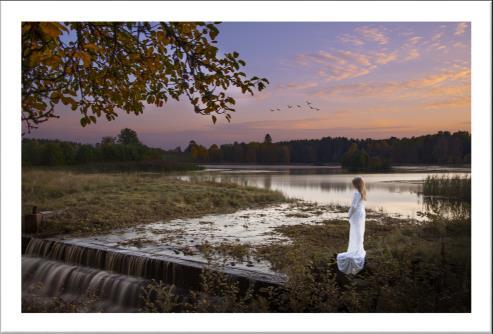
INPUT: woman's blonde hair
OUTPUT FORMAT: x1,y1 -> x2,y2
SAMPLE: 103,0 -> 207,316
352,177 -> 367,200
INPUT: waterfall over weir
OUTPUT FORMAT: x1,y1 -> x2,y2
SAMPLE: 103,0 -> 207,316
23,256 -> 148,312
22,237 -> 285,312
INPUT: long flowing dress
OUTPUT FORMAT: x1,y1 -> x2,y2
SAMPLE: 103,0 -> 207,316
337,190 -> 366,274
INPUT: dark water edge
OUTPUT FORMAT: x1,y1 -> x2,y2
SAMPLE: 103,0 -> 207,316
198,163 -> 471,174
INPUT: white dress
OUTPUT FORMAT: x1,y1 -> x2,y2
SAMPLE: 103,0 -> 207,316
337,191 -> 366,274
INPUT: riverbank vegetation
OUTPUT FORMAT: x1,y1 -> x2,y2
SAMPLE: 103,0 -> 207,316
423,174 -> 471,201
22,169 -> 285,235
137,207 -> 470,313
259,210 -> 469,312
135,192 -> 471,312
30,160 -> 202,173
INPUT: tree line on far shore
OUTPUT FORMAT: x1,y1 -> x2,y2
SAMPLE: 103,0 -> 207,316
186,131 -> 470,170
23,129 -> 470,171
22,128 -> 178,166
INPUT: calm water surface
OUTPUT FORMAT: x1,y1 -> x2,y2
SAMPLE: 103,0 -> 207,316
182,165 -> 470,218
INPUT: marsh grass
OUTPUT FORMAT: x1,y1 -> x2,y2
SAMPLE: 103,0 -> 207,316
254,214 -> 470,312
22,169 -> 285,235
138,211 -> 470,312
140,265 -> 268,313
34,160 -> 203,173
423,175 -> 471,201
196,242 -> 253,264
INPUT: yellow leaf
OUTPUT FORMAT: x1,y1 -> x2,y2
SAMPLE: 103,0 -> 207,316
22,23 -> 32,34
156,31 -> 165,42
45,55 -> 61,67
53,22 -> 68,33
50,91 -> 61,100
83,44 -> 98,51
79,51 -> 91,68
29,51 -> 43,65
61,96 -> 76,106
39,22 -> 62,39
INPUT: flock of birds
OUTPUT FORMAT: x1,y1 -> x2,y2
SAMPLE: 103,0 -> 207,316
269,101 -> 320,112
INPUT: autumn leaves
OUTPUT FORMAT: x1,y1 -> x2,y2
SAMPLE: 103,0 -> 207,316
22,22 -> 269,131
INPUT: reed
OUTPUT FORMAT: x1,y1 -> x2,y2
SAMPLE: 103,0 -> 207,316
422,175 -> 471,201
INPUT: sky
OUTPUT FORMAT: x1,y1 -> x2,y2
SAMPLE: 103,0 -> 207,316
25,22 -> 471,149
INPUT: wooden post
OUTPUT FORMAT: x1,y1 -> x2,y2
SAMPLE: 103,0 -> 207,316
22,206 -> 43,234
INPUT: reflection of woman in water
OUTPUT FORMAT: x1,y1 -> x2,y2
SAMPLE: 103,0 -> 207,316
337,177 -> 367,274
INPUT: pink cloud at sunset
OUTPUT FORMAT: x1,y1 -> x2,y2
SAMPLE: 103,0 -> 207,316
26,22 -> 471,149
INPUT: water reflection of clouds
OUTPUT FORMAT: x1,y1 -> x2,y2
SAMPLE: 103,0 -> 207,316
219,174 -> 421,194
185,170 -> 469,218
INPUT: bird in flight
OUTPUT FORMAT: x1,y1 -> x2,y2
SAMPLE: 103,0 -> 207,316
268,101 -> 319,112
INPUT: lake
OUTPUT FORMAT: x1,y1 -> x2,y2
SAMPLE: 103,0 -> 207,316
181,165 -> 471,219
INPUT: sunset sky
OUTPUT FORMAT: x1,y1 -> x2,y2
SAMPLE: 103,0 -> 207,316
26,22 -> 471,149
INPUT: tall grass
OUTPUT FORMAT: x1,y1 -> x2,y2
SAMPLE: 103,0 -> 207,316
26,160 -> 203,173
22,169 -> 285,235
135,209 -> 471,313
423,175 -> 471,201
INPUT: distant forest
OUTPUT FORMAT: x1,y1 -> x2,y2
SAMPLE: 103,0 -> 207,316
186,131 -> 471,168
23,129 -> 470,170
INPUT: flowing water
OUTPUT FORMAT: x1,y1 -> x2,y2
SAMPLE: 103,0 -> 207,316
22,235 -> 284,312
23,256 -> 148,312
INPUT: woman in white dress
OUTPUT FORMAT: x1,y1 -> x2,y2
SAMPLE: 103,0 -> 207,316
337,176 -> 367,275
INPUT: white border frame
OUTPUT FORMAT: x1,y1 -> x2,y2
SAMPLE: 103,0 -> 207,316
1,1 -> 491,333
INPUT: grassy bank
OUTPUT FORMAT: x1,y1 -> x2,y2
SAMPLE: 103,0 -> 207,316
125,196 -> 469,313
257,213 -> 469,312
136,215 -> 470,313
24,160 -> 203,173
22,169 -> 285,235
